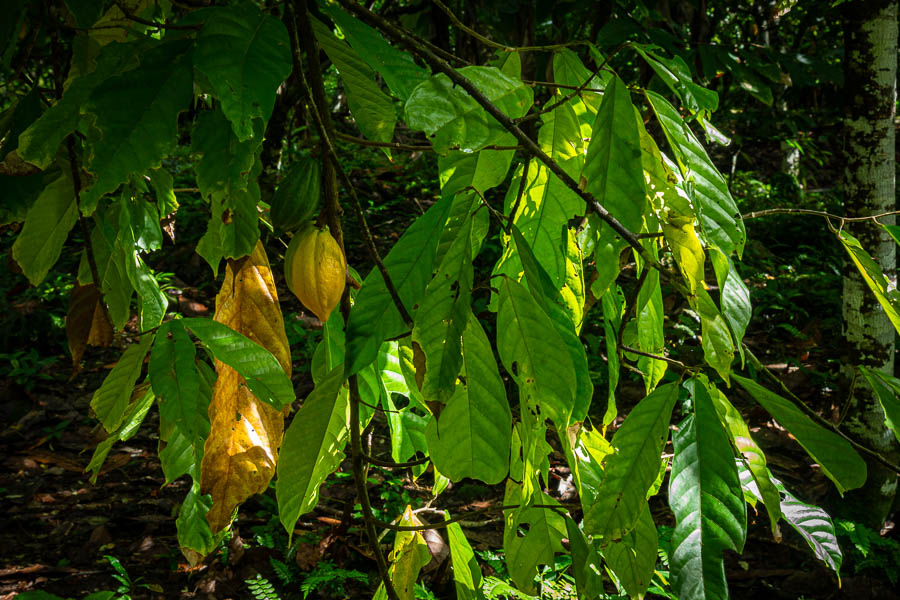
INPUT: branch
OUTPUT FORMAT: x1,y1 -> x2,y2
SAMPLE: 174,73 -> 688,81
743,346 -> 900,476
335,131 -> 521,153
334,0 -> 688,298
619,345 -> 694,372
363,453 -> 431,468
113,1 -> 202,30
741,207 -> 900,228
372,503 -> 578,532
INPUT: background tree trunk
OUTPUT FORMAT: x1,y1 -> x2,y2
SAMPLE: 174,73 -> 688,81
838,0 -> 898,527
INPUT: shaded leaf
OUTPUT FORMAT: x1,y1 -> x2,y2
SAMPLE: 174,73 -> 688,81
839,230 -> 900,336
603,504 -> 658,600
67,282 -> 114,368
858,366 -> 900,444
12,173 -> 77,285
502,482 -> 567,594
86,383 -> 154,482
446,517 -> 486,600
91,335 -> 153,432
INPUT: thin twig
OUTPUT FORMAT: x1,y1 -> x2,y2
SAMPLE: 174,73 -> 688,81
363,453 -> 430,468
334,131 -> 521,152
743,346 -> 900,475
373,503 -> 579,532
619,345 -> 693,372
334,0 -> 688,298
113,1 -> 202,30
742,207 -> 900,226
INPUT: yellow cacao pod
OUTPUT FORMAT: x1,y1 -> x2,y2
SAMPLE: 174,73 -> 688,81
284,225 -> 346,322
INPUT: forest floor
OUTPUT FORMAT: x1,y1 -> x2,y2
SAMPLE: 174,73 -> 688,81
2,148 -> 899,600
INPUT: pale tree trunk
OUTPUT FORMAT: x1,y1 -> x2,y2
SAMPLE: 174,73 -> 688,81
839,0 -> 898,527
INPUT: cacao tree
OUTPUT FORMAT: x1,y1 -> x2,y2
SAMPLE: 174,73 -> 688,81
3,1 -> 900,599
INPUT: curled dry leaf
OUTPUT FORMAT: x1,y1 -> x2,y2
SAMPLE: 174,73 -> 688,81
200,240 -> 292,533
67,282 -> 114,370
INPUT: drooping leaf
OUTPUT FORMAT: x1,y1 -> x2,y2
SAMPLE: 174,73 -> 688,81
858,366 -> 900,444
600,286 -> 624,426
502,482 -> 567,594
12,173 -> 77,285
774,476 -> 842,575
375,506 -> 433,600
194,3 -> 291,140
669,383 -> 746,600
66,282 -> 114,368
646,90 -> 745,256
446,517 -> 486,600
839,230 -> 900,336
79,39 -> 193,213
311,17 -> 396,147
497,276 -> 576,427
117,198 -> 168,331
78,208 -> 133,330
321,4 -> 429,102
710,248 -> 751,365
426,317 -> 511,485
602,504 -> 658,600
584,382 -> 678,542
552,48 -> 609,130
693,288 -> 734,383
277,366 -> 349,536
582,76 -> 647,234
198,241 -> 292,534
86,383 -> 155,482
634,44 -> 719,116
405,66 -> 533,153
412,195 -> 476,405
345,194 -> 453,375
176,483 -> 217,561
90,335 -> 154,432
636,268 -> 666,392
733,375 -> 867,493
150,320 -> 207,443
566,518 -> 604,600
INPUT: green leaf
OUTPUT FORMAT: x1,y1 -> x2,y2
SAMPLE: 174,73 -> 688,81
277,366 -> 349,536
646,90 -> 745,256
669,383 -> 746,600
774,476 -> 842,575
12,173 -> 78,285
79,208 -> 133,329
600,286 -> 624,426
636,268 -> 666,392
405,66 -> 532,153
502,483 -> 567,594
732,374 -> 867,493
192,108 -> 264,199
118,198 -> 167,331
312,17 -> 396,147
86,384 -> 155,482
552,48 -> 608,127
345,194 -> 453,375
858,366 -> 900,444
584,382 -> 678,542
80,39 -> 193,213
321,4 -> 429,102
148,167 -> 177,216
839,230 -> 900,336
512,226 -> 593,423
91,335 -> 154,432
183,317 -> 295,410
17,39 -> 150,169
412,195 -> 476,404
694,288 -> 734,383
582,76 -> 647,234
0,86 -> 44,159
602,504 -> 658,600
634,45 -> 719,115
194,3 -> 291,140
446,517 -> 486,600
176,482 -> 217,558
565,518 -> 604,600
710,248 -> 751,365
704,378 -> 781,535
497,276 -> 576,426
150,320 -> 207,442
426,317 -> 511,485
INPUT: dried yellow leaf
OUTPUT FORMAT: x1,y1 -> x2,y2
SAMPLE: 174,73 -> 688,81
201,241 -> 292,533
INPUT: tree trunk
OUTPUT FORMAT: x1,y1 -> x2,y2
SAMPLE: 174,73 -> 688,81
838,0 -> 898,527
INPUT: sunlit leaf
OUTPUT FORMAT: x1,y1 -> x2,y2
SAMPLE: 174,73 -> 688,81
839,230 -> 900,336
91,335 -> 154,432
12,173 -> 77,285
603,504 -> 658,600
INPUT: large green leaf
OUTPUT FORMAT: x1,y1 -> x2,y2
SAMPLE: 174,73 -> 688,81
17,38 -> 150,169
496,276 -> 576,426
311,17 -> 396,147
565,518 -> 604,600
90,335 -> 154,432
704,378 -> 781,534
774,476 -> 842,575
858,366 -> 900,443
117,198 -> 168,331
320,4 -> 429,102
710,248 -> 751,365
176,483 -> 216,559
277,366 -> 349,536
446,517 -> 486,600
503,483 -> 567,594
733,374 -> 867,493
582,76 -> 647,234
600,286 -> 624,426
634,44 -> 719,116
182,317 -> 295,410
80,39 -> 193,213
669,383 -> 746,600
79,207 -> 133,329
636,268 -> 666,392
646,90 -> 745,256
12,173 -> 78,285
412,195 -> 476,404
839,230 -> 900,336
602,504 -> 658,600
149,320 -> 207,442
426,317 -> 511,485
551,48 -> 609,129
512,226 -> 593,423
345,194 -> 452,375
194,3 -> 291,140
405,66 -> 533,153
694,288 -> 734,383
583,382 -> 678,542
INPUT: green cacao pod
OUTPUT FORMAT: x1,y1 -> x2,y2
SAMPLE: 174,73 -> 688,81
270,156 -> 321,232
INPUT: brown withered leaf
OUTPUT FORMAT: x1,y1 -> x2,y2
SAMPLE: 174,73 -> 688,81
67,282 -> 114,370
201,240 -> 292,534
